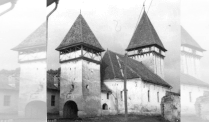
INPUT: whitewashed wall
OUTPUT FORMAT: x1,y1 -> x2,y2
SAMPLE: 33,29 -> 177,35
181,84 -> 209,115
102,78 -> 168,115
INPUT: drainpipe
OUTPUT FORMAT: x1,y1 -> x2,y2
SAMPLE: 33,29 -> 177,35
46,0 -> 59,20
0,0 -> 17,16
46,0 -> 59,66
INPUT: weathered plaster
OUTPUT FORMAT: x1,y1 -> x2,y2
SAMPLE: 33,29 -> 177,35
161,92 -> 180,122
195,91 -> 209,120
102,78 -> 168,115
59,59 -> 101,117
181,52 -> 201,79
129,51 -> 164,79
181,84 -> 209,115
18,51 -> 46,117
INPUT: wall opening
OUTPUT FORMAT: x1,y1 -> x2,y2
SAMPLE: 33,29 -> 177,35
3,95 -> 11,106
157,92 -> 159,103
51,95 -> 55,106
25,101 -> 46,118
189,92 -> 192,102
148,90 -> 150,102
107,93 -> 109,99
102,103 -> 108,110
63,101 -> 78,119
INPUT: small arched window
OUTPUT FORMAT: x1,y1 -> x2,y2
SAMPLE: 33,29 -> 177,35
102,103 -> 108,110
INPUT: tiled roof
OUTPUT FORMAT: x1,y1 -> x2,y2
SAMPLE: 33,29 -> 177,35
181,73 -> 209,88
47,73 -> 59,90
12,22 -> 46,51
126,11 -> 166,51
101,50 -> 171,88
0,74 -> 18,90
181,26 -> 205,51
56,14 -> 104,52
101,83 -> 112,93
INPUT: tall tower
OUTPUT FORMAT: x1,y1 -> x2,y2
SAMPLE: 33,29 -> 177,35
181,27 -> 205,79
126,11 -> 167,79
12,23 -> 46,118
56,14 -> 104,118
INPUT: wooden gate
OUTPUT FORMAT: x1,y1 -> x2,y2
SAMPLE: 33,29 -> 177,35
63,101 -> 78,119
25,101 -> 46,118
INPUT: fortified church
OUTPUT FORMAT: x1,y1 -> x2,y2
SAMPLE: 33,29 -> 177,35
48,10 -> 171,118
12,10 -> 172,118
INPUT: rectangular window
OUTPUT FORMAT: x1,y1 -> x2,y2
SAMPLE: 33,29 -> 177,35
107,93 -> 109,99
4,95 -> 11,106
51,95 -> 55,106
148,90 -> 150,102
121,91 -> 123,101
189,92 -> 192,102
157,92 -> 159,103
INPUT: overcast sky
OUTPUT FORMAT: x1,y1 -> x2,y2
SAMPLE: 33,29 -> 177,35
0,0 -> 45,70
3,0 -> 209,92
181,0 -> 209,84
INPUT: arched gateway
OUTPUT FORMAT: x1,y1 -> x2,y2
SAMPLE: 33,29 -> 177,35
25,101 -> 46,118
63,101 -> 78,118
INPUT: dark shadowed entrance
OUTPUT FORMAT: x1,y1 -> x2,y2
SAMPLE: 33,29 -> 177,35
63,101 -> 78,118
25,101 -> 46,118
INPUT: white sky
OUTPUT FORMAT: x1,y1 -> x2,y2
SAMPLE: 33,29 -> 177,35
181,0 -> 209,83
0,0 -> 45,70
0,0 -> 187,92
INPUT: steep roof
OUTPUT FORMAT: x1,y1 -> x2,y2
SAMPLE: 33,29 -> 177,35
12,22 -> 46,51
101,50 -> 171,88
101,83 -> 112,93
47,73 -> 59,90
126,11 -> 166,51
0,74 -> 18,90
181,73 -> 209,88
181,26 -> 205,51
56,14 -> 104,52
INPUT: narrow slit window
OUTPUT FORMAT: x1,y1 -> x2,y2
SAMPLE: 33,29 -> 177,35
107,93 -> 109,99
4,95 -> 11,106
189,92 -> 192,102
51,95 -> 55,106
148,90 -> 150,102
121,91 -> 123,101
157,92 -> 159,103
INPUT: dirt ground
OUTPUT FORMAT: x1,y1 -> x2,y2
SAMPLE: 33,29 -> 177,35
48,114 -> 170,122
181,116 -> 209,122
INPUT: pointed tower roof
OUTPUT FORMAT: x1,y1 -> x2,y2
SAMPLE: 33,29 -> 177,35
12,22 -> 46,51
126,11 -> 166,51
56,14 -> 104,52
181,26 -> 205,51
